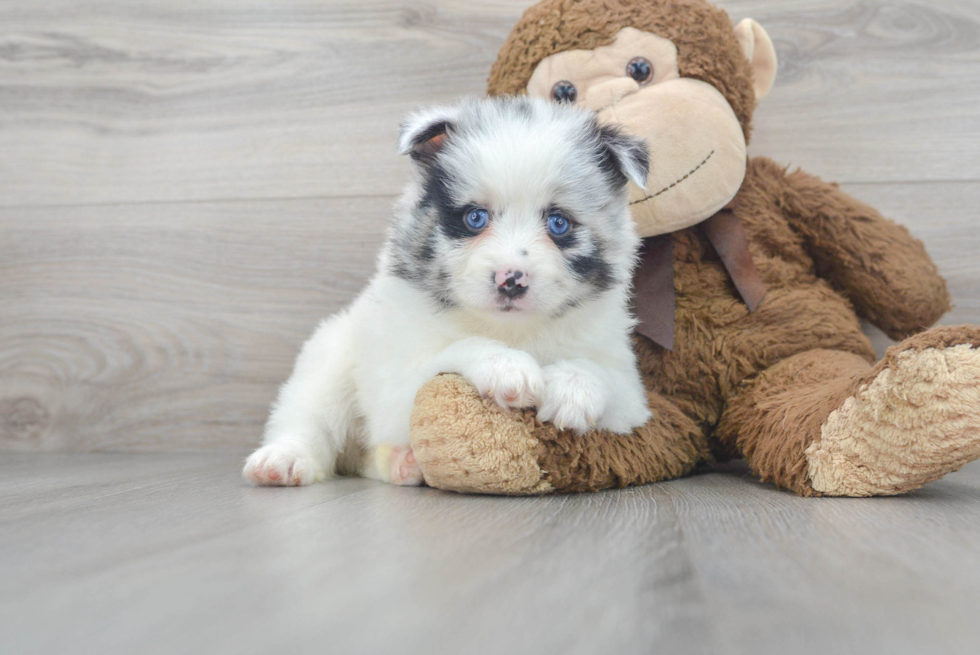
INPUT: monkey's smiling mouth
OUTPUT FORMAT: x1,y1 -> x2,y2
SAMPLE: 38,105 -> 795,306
630,150 -> 715,206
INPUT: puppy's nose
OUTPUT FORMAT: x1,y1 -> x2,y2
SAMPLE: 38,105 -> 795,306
495,269 -> 530,299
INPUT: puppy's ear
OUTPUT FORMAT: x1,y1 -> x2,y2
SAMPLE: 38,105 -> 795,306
398,105 -> 459,162
597,124 -> 650,190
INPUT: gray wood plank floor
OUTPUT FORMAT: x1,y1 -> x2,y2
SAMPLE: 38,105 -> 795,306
3,2 -> 980,652
2,453 -> 979,655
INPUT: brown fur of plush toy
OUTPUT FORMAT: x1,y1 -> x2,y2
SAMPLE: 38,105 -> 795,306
409,0 -> 980,497
487,0 -> 757,139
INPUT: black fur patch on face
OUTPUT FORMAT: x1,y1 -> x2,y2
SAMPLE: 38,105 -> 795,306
569,247 -> 614,293
551,226 -> 578,251
432,268 -> 455,308
391,261 -> 412,281
417,235 -> 435,263
549,296 -> 582,319
391,246 -> 457,310
387,160 -> 469,310
419,161 -> 476,241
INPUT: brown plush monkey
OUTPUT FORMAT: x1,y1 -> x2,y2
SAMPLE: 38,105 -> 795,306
408,0 -> 980,496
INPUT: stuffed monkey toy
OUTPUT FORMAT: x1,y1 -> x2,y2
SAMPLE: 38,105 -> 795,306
407,0 -> 980,496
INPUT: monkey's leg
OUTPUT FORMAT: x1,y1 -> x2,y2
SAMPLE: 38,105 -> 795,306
409,374 -> 710,495
718,326 -> 980,496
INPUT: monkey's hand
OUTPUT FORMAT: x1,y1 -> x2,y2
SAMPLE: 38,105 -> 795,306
776,162 -> 950,340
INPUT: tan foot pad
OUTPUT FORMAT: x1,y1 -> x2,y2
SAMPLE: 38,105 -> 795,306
806,344 -> 980,496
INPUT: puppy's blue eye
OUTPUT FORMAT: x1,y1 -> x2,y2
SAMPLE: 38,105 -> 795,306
464,208 -> 489,231
548,213 -> 570,236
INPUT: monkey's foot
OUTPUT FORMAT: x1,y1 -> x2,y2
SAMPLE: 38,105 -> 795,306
806,329 -> 980,496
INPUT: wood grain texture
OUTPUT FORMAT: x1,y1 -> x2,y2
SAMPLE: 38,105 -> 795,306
1,0 -> 978,207
1,0 -> 978,451
0,0 -> 522,206
2,453 -> 979,655
739,0 -> 980,183
0,197 -> 390,451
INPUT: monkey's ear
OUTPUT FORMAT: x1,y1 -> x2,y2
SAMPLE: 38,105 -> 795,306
398,106 -> 459,162
598,125 -> 650,190
734,18 -> 778,102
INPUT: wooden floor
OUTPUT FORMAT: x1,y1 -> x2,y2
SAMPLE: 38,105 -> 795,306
2,453 -> 979,655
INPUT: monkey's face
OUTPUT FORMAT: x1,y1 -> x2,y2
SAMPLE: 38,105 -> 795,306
526,26 -> 769,237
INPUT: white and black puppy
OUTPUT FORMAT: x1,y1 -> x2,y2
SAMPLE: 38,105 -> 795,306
244,96 -> 652,487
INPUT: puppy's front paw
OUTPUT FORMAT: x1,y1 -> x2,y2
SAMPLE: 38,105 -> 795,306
537,362 -> 607,435
243,444 -> 323,486
468,349 -> 544,410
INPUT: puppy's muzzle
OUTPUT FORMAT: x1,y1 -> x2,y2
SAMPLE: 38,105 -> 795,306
495,269 -> 529,299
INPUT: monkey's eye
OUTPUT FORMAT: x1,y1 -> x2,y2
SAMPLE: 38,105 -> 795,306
626,57 -> 653,85
464,207 -> 489,232
551,80 -> 577,104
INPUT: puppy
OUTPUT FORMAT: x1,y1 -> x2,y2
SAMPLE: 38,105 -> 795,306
244,96 -> 652,487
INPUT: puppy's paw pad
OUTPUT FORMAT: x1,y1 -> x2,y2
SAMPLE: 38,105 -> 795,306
243,444 -> 320,487
537,364 -> 607,435
471,350 -> 544,410
389,446 -> 424,486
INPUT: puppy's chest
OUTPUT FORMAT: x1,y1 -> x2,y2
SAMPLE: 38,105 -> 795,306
486,324 -> 600,365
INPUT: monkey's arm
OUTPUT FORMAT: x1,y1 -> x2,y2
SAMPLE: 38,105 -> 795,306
778,166 -> 950,340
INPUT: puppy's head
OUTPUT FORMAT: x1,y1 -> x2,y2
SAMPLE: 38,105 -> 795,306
388,96 -> 648,320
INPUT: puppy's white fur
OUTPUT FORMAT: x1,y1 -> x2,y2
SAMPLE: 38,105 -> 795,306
244,97 -> 652,487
